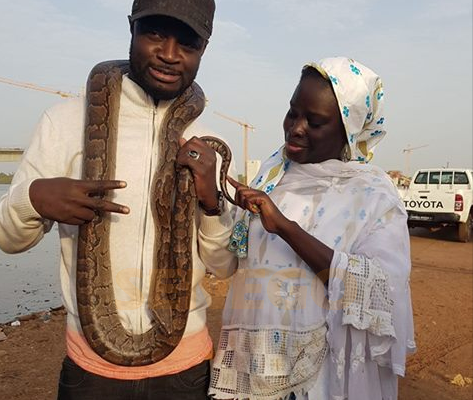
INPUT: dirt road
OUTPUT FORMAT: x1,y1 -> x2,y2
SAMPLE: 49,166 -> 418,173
0,228 -> 472,399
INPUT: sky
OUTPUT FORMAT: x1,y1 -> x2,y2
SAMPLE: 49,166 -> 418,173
0,0 -> 471,177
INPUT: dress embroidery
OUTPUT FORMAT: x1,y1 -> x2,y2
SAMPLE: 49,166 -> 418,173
210,325 -> 328,400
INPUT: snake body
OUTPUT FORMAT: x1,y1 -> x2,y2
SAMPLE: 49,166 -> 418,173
77,60 -> 234,366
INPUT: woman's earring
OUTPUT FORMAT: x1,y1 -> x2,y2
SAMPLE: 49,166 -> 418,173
341,144 -> 351,162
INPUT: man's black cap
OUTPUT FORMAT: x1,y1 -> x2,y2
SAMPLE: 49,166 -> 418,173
129,0 -> 215,40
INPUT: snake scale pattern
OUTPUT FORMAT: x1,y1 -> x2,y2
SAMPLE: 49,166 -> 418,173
77,60 -> 234,366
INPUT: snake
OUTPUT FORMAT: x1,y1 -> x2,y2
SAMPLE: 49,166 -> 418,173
76,60 -> 235,366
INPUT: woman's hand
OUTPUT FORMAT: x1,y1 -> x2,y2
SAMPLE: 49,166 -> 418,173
177,137 -> 219,211
227,176 -> 290,234
228,176 -> 334,274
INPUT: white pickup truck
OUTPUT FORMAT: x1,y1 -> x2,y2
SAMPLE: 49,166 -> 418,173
402,168 -> 473,242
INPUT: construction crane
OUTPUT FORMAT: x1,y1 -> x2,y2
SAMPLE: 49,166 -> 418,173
402,144 -> 429,177
214,111 -> 255,184
0,76 -> 79,98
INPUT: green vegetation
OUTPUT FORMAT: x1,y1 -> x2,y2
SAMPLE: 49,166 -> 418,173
0,173 -> 13,184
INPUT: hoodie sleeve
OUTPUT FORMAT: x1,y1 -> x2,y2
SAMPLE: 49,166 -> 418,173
0,99 -> 84,253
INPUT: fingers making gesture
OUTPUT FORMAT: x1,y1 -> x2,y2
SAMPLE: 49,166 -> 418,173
29,178 -> 129,225
29,136 -> 221,226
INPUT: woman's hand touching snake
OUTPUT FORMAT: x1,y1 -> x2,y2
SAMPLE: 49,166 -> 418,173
227,176 -> 290,235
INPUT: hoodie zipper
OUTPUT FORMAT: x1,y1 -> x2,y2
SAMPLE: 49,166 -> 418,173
137,104 -> 159,332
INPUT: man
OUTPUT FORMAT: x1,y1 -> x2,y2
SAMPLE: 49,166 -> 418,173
0,1 -> 236,399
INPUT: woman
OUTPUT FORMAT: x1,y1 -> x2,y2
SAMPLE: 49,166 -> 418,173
208,57 -> 416,400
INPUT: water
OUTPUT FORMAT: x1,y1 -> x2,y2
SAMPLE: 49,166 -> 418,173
0,184 -> 62,323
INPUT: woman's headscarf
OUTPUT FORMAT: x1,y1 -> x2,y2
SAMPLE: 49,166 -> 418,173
306,57 -> 386,162
229,57 -> 387,258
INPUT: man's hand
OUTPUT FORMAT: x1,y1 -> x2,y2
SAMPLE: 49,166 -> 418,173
177,137 -> 219,211
29,178 -> 130,225
227,176 -> 289,235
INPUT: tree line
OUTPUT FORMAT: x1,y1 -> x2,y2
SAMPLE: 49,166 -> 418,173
0,173 -> 13,184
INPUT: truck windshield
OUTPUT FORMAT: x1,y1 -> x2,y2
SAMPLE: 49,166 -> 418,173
414,172 -> 428,184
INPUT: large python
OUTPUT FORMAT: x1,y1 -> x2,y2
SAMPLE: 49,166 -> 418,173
77,60 -> 235,366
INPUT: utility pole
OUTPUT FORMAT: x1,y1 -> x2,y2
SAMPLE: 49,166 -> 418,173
402,144 -> 429,177
0,76 -> 79,98
214,111 -> 255,184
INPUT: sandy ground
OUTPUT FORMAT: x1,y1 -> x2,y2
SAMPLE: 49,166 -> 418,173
0,228 -> 472,400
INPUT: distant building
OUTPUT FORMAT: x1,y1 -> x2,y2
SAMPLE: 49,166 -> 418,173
387,170 -> 411,188
237,160 -> 262,185
247,160 -> 261,184
387,170 -> 411,199
0,148 -> 23,162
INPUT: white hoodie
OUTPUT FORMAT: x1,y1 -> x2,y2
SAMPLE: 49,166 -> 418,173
0,75 -> 237,377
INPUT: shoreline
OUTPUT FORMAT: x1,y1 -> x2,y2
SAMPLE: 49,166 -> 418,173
0,305 -> 65,327
0,256 -> 472,400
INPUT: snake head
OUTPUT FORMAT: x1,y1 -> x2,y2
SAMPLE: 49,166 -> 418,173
150,306 -> 174,337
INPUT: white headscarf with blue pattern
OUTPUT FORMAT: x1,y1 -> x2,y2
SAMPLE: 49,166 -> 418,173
310,57 -> 386,162
228,57 -> 387,258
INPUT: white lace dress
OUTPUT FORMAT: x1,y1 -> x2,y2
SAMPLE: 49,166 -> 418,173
209,160 -> 416,400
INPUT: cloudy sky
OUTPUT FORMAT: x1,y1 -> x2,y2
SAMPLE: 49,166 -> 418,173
0,0 -> 471,176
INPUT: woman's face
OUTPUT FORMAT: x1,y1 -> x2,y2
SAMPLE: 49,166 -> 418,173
283,74 -> 347,164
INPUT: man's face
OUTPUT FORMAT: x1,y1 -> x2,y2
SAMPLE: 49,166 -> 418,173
129,16 -> 207,101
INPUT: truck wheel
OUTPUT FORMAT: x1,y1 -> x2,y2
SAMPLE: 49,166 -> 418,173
458,211 -> 472,242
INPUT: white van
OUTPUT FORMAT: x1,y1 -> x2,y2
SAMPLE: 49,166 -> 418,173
403,168 -> 473,242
